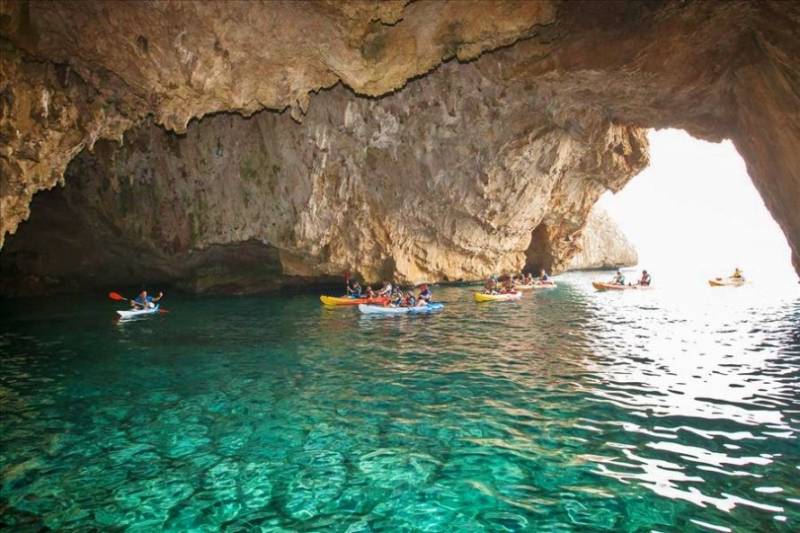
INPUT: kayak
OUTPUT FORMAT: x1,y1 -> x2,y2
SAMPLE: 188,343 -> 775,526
515,281 -> 557,291
358,302 -> 444,315
592,281 -> 649,291
320,295 -> 390,306
709,278 -> 746,287
473,291 -> 522,302
117,304 -> 160,319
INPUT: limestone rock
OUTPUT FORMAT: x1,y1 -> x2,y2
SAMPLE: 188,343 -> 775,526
1,0 -> 799,293
0,61 -> 646,293
564,207 -> 637,271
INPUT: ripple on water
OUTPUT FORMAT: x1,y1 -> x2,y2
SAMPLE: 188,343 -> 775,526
0,279 -> 798,530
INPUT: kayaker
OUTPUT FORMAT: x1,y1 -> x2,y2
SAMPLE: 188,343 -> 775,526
501,277 -> 515,293
484,277 -> 497,294
418,284 -> 432,303
638,270 -> 651,286
404,290 -> 416,307
612,270 -> 625,285
131,290 -> 163,310
732,268 -> 744,280
539,269 -> 549,282
347,280 -> 362,297
525,272 -> 534,284
365,286 -> 377,298
390,288 -> 403,307
377,280 -> 393,297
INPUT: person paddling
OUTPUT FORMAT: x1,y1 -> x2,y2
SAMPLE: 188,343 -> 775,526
484,277 -> 497,294
347,280 -> 362,298
612,270 -> 625,285
638,270 -> 651,286
502,276 -> 515,293
539,269 -> 550,282
377,280 -> 393,297
417,284 -> 432,305
732,268 -> 744,281
131,290 -> 163,310
404,290 -> 416,307
390,287 -> 403,307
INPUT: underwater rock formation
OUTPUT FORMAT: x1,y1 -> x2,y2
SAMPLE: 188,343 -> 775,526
1,0 -> 798,293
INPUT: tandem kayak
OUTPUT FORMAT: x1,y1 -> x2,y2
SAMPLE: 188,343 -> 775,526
358,302 -> 444,315
117,304 -> 160,319
708,278 -> 746,287
320,295 -> 390,306
592,282 -> 649,291
516,281 -> 557,290
473,291 -> 522,302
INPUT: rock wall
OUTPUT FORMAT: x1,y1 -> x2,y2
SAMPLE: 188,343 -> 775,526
0,61 -> 646,293
1,0 -> 799,293
562,207 -> 638,271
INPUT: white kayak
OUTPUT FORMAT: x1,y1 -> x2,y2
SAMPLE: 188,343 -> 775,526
358,303 -> 444,315
117,304 -> 160,319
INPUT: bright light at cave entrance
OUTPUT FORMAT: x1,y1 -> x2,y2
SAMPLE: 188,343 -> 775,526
598,129 -> 796,286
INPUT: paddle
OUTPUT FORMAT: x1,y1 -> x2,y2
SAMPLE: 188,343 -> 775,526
108,291 -> 169,313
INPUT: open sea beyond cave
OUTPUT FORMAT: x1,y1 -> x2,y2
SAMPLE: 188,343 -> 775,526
1,272 -> 799,531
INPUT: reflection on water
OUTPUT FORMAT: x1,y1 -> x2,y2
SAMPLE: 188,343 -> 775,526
1,273 -> 799,531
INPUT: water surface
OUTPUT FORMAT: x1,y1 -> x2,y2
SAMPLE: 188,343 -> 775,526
1,272 -> 799,531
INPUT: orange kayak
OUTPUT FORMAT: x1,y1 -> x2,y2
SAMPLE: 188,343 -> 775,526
592,281 -> 648,291
708,278 -> 746,287
320,295 -> 390,306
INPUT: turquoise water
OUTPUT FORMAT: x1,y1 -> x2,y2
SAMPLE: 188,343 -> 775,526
1,272 -> 799,531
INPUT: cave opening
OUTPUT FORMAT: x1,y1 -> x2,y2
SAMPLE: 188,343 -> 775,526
598,129 -> 796,286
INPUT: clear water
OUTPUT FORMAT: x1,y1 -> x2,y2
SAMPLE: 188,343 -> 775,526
1,272 -> 799,531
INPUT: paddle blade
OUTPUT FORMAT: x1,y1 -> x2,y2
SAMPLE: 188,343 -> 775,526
108,291 -> 126,301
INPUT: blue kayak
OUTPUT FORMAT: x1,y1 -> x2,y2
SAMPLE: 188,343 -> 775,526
358,303 -> 444,315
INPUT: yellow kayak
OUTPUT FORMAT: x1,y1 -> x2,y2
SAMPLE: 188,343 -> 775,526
473,291 -> 522,302
708,278 -> 746,287
320,295 -> 390,306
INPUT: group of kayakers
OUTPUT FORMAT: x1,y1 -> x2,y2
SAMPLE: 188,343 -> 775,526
607,269 -> 651,286
347,279 -> 433,307
482,269 -> 550,294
